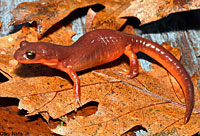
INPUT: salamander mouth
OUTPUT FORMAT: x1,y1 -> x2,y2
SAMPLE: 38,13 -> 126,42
15,59 -> 40,64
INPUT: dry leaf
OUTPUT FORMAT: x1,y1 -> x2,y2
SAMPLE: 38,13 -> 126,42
90,2 -> 130,30
51,63 -> 200,135
0,103 -> 53,135
11,0 -> 200,34
86,8 -> 96,31
0,29 -> 199,135
0,27 -> 38,79
40,23 -> 75,45
90,0 -> 200,30
10,0 -> 131,36
1,0 -> 199,135
119,0 -> 200,25
10,0 -> 99,37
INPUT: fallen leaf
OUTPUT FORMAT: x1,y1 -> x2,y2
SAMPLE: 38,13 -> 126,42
11,0 -> 200,35
90,2 -> 130,30
0,27 -> 38,79
50,66 -> 200,135
10,0 -> 100,37
0,0 -> 199,135
86,8 -> 96,31
40,23 -> 75,45
0,33 -> 199,135
0,98 -> 53,135
119,0 -> 200,25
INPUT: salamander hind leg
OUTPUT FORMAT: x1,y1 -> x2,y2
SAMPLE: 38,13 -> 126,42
119,44 -> 139,78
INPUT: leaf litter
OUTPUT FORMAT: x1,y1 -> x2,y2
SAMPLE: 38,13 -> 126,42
0,0 -> 199,135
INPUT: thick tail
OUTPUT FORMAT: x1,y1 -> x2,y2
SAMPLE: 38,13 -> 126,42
133,36 -> 194,123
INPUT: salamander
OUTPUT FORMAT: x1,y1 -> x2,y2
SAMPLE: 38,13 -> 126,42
14,29 -> 194,124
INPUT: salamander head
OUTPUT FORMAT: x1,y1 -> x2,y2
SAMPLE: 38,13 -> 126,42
14,41 -> 59,65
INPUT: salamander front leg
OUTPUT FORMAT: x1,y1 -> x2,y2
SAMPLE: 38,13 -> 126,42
120,45 -> 139,78
60,66 -> 82,112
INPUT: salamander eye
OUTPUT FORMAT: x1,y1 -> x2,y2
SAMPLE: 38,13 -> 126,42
25,50 -> 36,59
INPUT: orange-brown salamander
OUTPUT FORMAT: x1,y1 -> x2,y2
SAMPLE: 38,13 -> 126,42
14,29 -> 194,124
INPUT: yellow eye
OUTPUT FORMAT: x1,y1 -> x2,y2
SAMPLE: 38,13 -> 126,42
25,50 -> 36,59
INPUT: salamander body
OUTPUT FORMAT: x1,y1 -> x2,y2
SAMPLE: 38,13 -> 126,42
14,29 -> 194,124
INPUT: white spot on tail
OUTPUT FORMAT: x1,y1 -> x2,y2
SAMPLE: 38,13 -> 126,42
151,45 -> 155,49
166,56 -> 172,62
155,48 -> 160,52
146,43 -> 151,47
160,51 -> 164,55
173,62 -> 176,66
